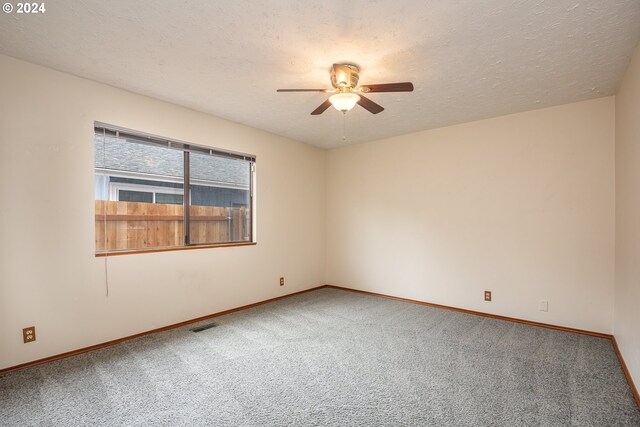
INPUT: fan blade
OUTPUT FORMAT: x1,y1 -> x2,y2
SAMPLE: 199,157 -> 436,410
311,99 -> 332,115
357,95 -> 384,114
277,89 -> 329,92
359,82 -> 414,93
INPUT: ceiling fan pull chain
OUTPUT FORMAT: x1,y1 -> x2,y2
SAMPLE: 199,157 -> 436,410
342,112 -> 347,142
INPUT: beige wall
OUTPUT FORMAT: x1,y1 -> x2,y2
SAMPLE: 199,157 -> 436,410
0,55 -> 327,370
615,43 -> 640,387
326,97 -> 615,334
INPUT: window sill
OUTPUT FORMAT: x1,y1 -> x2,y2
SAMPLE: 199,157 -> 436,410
95,242 -> 256,257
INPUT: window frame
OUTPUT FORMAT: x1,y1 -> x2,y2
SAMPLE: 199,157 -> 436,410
94,122 -> 256,256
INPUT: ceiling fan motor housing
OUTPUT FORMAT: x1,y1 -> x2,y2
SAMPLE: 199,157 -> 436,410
331,64 -> 360,89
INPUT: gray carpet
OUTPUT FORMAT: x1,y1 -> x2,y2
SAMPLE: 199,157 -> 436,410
1,288 -> 639,426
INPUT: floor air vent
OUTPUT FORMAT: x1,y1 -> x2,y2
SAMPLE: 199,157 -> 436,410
190,322 -> 218,332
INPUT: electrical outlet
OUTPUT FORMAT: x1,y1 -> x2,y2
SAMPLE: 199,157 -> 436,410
23,326 -> 36,343
484,291 -> 492,302
539,300 -> 549,312
279,277 -> 284,286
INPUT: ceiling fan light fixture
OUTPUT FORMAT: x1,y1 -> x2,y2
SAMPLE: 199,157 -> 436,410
329,93 -> 360,112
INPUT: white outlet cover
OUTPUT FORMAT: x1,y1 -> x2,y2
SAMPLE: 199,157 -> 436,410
539,300 -> 549,312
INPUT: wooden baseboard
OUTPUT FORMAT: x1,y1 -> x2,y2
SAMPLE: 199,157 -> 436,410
0,285 -> 328,376
611,337 -> 640,409
325,285 -> 611,338
326,284 -> 639,409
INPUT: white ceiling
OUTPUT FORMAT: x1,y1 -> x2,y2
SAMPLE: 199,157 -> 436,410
1,1 -> 640,148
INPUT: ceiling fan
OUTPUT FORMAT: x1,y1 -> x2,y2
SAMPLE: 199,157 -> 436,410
277,64 -> 414,115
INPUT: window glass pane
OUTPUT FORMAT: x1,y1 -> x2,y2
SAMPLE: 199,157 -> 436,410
189,153 -> 252,244
156,193 -> 183,205
118,190 -> 153,203
94,134 -> 184,252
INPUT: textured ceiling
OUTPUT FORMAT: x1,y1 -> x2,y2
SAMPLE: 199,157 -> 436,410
1,1 -> 640,148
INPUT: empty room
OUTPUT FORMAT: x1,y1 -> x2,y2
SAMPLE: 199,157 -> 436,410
1,1 -> 640,425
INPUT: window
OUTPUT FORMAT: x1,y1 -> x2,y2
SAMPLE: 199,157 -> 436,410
110,182 -> 184,205
94,123 -> 255,254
